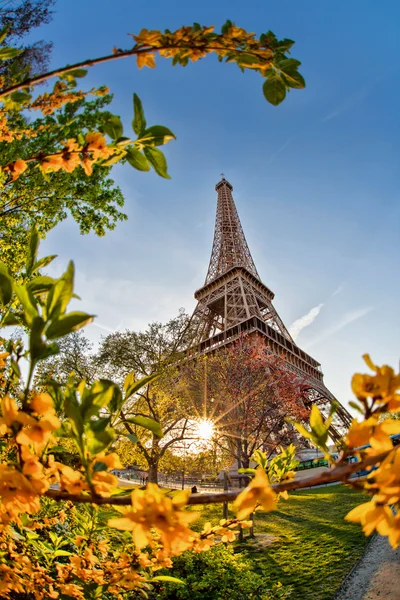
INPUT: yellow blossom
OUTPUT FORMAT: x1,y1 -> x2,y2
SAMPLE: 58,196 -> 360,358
0,464 -> 41,521
133,29 -> 162,46
93,452 -> 123,471
92,471 -> 118,496
352,355 -> 400,411
345,501 -> 393,537
40,154 -> 64,173
16,413 -> 60,447
234,468 -> 277,520
56,464 -> 88,495
108,484 -> 197,555
81,156 -> 93,176
136,53 -> 156,69
85,132 -> 114,160
30,393 -> 55,416
4,159 -> 28,181
61,150 -> 81,173
346,418 -> 400,451
0,395 -> 19,428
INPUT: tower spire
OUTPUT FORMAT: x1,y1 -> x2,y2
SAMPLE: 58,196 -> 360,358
205,177 -> 259,284
189,177 -> 352,443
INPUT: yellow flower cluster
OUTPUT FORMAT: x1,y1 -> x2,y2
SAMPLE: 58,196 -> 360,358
3,132 -> 116,182
130,24 -> 274,73
30,81 -> 85,115
234,467 -> 277,520
0,394 -> 60,522
344,355 -> 400,548
108,484 -> 198,555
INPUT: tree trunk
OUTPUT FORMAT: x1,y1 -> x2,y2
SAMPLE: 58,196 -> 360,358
148,462 -> 158,484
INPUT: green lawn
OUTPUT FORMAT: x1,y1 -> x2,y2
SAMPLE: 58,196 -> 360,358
188,485 -> 370,600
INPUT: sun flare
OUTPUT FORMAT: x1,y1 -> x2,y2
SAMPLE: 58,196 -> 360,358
196,419 -> 214,441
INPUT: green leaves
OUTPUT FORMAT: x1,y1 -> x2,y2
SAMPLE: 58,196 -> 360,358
103,115 -> 123,140
125,147 -> 150,171
0,47 -> 23,60
123,372 -> 158,400
290,404 -> 335,455
9,90 -> 31,106
151,576 -> 184,585
45,311 -> 94,340
123,415 -> 163,438
144,147 -> 170,179
132,93 -> 146,135
128,94 -> 175,177
263,59 -> 305,106
0,263 -> 13,305
142,125 -> 176,146
32,255 -> 58,275
263,77 -> 287,106
66,69 -> 88,78
0,25 -> 10,45
46,261 -> 75,319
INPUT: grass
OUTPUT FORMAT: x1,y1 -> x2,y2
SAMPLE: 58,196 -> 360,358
187,484 -> 370,600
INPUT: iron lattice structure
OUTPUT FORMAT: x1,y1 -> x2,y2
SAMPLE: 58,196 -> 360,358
190,177 -> 352,443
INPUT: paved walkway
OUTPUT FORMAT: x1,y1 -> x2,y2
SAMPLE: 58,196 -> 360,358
335,535 -> 400,600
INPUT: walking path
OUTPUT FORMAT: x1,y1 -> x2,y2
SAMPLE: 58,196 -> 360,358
335,535 -> 400,600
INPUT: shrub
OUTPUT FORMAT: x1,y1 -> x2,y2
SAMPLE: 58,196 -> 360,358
149,544 -> 292,600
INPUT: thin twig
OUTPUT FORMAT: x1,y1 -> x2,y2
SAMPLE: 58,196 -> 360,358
44,449 -> 392,507
0,45 -> 272,99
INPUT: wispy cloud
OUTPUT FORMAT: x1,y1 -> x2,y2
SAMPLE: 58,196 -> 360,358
306,306 -> 373,349
331,283 -> 344,297
92,322 -> 116,334
289,303 -> 324,340
266,137 -> 293,164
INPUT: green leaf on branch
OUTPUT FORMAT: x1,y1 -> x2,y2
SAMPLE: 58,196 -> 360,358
103,115 -> 123,140
0,25 -> 10,45
26,227 -> 39,275
46,261 -> 74,319
144,147 -> 170,178
45,311 -> 94,340
86,428 -> 115,454
132,93 -> 146,135
66,69 -> 88,78
27,276 -> 56,295
0,47 -> 23,60
10,90 -> 31,105
151,576 -> 184,585
124,372 -> 158,400
0,264 -> 13,305
32,255 -> 58,274
290,405 -> 333,454
280,67 -> 305,89
263,77 -> 287,106
15,284 -> 38,326
125,147 -> 150,171
142,125 -> 176,147
123,415 -> 163,438
123,433 -> 138,444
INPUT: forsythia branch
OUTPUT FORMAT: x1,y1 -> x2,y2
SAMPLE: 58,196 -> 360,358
44,448 -> 392,507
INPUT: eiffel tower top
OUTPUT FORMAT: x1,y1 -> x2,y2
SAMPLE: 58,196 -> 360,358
204,176 -> 260,284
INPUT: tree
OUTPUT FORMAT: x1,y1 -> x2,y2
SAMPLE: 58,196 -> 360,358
182,336 -> 309,471
33,331 -> 97,389
97,312 -> 198,483
0,1 -> 55,82
0,93 -> 126,274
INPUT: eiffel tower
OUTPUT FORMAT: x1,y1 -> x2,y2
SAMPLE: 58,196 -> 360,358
189,176 -> 352,442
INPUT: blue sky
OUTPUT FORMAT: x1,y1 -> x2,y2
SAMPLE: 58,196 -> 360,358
37,0 -> 399,409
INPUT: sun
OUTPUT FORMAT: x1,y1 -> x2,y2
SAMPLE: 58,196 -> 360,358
196,419 -> 214,441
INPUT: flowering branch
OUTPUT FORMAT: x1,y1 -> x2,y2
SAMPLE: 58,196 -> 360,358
44,448 -> 392,507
